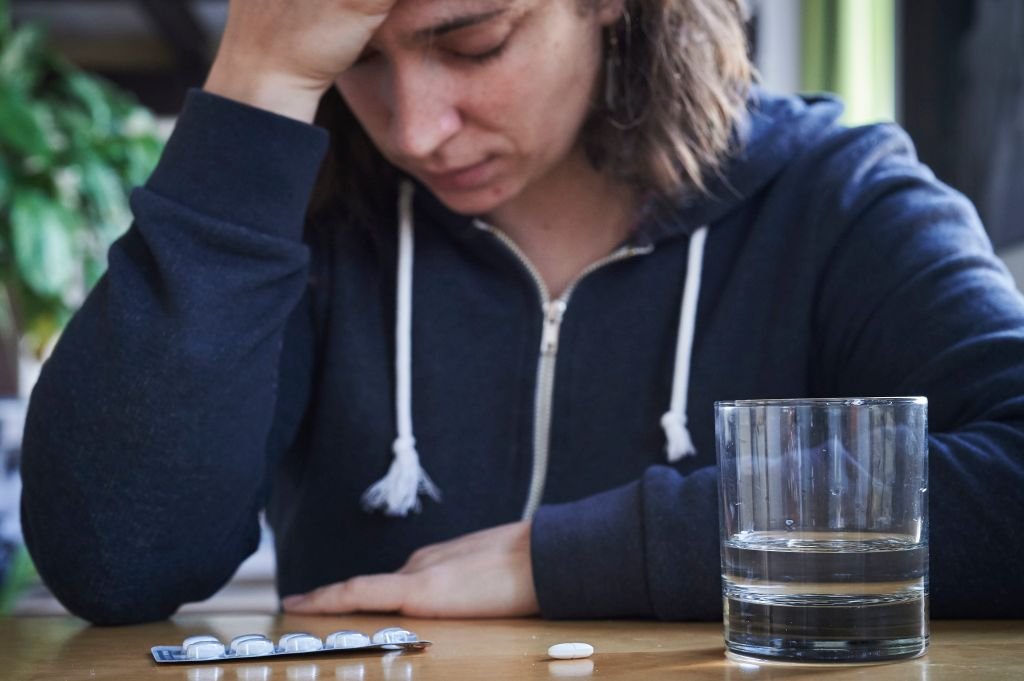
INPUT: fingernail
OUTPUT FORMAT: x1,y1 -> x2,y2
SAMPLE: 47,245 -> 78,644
282,595 -> 306,609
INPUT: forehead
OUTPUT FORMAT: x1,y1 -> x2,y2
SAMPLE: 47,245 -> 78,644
384,0 -> 529,30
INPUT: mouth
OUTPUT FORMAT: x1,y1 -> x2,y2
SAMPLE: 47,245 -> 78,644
421,157 -> 498,192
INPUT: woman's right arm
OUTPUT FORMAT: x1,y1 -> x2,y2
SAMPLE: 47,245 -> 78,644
19,0 -> 395,625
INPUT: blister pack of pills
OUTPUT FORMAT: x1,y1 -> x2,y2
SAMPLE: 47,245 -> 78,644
152,627 -> 430,664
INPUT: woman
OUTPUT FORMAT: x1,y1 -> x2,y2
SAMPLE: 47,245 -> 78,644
20,0 -> 1024,625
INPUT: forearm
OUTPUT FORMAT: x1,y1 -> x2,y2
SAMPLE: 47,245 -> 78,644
19,91 -> 328,624
531,465 -> 722,621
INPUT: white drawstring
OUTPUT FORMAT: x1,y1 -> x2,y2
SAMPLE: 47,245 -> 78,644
361,181 -> 442,516
661,226 -> 709,462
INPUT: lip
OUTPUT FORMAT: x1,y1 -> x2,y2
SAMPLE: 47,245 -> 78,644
422,157 -> 498,192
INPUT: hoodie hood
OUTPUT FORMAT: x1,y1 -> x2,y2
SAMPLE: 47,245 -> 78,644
637,89 -> 847,245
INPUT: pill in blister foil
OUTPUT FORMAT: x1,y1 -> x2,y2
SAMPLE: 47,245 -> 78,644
278,633 -> 323,653
229,634 -> 275,657
372,627 -> 418,645
326,630 -> 372,650
185,640 -> 225,660
182,635 -> 220,650
151,627 -> 431,664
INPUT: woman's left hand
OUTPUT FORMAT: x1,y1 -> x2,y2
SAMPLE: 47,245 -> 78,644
281,521 -> 540,618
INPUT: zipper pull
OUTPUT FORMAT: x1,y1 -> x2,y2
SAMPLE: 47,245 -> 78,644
541,301 -> 567,356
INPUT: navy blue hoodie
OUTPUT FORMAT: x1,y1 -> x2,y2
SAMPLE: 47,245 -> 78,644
20,89 -> 1024,624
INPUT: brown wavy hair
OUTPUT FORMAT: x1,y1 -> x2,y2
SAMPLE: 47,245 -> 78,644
309,0 -> 753,223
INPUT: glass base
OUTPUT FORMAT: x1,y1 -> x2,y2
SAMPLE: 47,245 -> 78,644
725,637 -> 928,664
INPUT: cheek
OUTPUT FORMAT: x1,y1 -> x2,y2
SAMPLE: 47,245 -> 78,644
479,31 -> 600,151
544,27 -> 604,116
462,76 -> 529,135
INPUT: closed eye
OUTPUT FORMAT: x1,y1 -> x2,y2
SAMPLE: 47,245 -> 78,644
456,40 -> 509,64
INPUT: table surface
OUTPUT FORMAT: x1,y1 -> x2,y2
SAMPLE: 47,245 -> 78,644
3,614 -> 1023,680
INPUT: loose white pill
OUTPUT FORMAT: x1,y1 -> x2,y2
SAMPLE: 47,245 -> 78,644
186,640 -> 226,660
325,630 -> 372,649
278,632 -> 323,653
547,642 -> 594,660
371,627 -> 418,645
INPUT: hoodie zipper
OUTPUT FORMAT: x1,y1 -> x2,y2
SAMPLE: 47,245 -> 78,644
474,221 -> 653,519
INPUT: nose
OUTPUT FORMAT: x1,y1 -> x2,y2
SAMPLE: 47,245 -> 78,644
388,61 -> 462,160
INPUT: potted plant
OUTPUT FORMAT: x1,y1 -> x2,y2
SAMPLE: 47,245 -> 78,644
0,0 -> 164,392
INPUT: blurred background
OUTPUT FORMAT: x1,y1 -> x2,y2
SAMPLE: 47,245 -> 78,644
0,0 -> 1022,617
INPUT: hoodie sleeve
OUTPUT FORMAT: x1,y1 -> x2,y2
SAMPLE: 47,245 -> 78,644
531,124 -> 1024,621
531,465 -> 722,620
19,90 -> 328,625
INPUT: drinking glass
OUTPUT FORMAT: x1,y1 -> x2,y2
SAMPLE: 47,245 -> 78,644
715,397 -> 929,663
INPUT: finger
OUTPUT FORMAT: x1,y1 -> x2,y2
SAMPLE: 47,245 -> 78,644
282,573 -> 411,614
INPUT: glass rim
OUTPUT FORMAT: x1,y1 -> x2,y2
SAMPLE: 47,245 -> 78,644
714,396 -> 927,408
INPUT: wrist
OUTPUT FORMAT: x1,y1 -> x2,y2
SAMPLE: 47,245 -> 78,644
204,59 -> 326,124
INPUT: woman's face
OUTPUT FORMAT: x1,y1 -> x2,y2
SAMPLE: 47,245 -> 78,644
335,0 -> 621,216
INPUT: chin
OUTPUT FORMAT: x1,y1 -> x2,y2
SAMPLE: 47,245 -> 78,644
425,181 -> 519,218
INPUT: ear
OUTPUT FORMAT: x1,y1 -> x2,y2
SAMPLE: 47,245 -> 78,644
595,0 -> 627,26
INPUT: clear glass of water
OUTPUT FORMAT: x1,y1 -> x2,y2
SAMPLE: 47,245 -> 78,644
715,397 -> 929,663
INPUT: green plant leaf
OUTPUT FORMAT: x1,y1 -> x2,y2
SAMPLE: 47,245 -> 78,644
123,134 -> 163,186
51,105 -> 94,153
0,545 -> 38,616
12,279 -> 64,358
65,72 -> 113,132
80,155 -> 131,243
22,308 -> 64,359
0,23 -> 46,93
0,282 -> 14,340
10,190 -> 78,298
0,82 -> 53,159
0,152 -> 10,210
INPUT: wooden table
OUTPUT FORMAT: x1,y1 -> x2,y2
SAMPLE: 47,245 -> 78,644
3,614 -> 1023,680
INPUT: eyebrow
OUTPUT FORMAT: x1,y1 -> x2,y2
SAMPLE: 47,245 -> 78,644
412,9 -> 509,42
